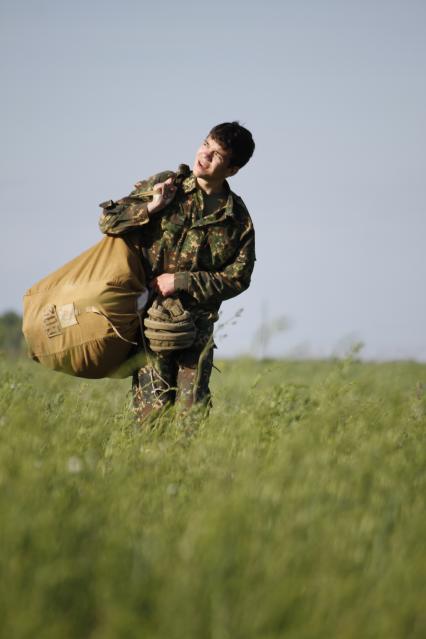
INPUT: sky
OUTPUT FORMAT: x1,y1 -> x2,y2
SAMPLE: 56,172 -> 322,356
1,0 -> 425,360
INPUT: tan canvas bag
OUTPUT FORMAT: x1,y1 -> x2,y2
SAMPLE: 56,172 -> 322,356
22,236 -> 148,378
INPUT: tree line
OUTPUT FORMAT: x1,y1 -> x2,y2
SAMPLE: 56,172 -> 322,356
0,311 -> 25,355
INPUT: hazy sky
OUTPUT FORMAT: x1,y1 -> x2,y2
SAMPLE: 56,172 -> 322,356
2,0 -> 425,359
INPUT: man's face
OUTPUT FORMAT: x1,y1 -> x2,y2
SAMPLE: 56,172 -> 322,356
193,135 -> 238,183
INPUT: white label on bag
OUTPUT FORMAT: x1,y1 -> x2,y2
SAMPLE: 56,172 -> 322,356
57,303 -> 78,328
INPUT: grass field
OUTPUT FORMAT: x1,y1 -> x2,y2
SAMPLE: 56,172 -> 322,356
0,353 -> 425,638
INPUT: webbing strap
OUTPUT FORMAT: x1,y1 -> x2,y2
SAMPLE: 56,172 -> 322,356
79,306 -> 138,346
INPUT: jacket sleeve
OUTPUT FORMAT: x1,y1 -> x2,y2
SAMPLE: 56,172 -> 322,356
174,218 -> 256,305
98,170 -> 174,236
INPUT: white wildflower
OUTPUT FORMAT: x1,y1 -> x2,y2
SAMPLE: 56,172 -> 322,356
166,483 -> 178,496
67,456 -> 83,474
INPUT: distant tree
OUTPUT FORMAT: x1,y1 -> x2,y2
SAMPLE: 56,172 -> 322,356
252,312 -> 290,359
0,311 -> 25,355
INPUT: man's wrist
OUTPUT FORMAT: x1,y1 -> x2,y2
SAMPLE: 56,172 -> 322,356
147,201 -> 157,216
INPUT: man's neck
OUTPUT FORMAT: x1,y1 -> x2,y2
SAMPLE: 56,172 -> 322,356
196,176 -> 226,195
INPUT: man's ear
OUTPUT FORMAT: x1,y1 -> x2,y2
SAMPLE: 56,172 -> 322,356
226,165 -> 240,178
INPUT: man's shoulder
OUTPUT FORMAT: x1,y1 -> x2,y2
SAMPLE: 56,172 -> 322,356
134,164 -> 192,194
130,169 -> 174,194
147,169 -> 176,184
230,190 -> 254,228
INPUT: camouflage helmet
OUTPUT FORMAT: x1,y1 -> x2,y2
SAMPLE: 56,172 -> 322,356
143,297 -> 196,353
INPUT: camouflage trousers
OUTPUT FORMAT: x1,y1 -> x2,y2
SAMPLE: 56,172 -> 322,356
132,331 -> 214,425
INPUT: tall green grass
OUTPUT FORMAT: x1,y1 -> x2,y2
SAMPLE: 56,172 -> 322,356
0,354 -> 425,638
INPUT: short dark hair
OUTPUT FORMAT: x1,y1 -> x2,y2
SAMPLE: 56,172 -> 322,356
208,121 -> 255,168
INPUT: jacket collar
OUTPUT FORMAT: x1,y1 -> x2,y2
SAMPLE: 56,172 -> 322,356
182,173 -> 198,194
182,172 -> 236,225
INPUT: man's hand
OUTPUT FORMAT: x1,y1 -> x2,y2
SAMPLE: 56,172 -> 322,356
151,273 -> 176,297
146,177 -> 177,215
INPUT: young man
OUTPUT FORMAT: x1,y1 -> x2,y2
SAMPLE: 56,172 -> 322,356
99,121 -> 255,423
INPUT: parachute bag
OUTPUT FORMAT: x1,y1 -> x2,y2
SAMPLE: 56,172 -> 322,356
22,235 -> 148,378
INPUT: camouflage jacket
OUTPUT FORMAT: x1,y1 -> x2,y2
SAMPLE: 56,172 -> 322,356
98,167 -> 256,322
